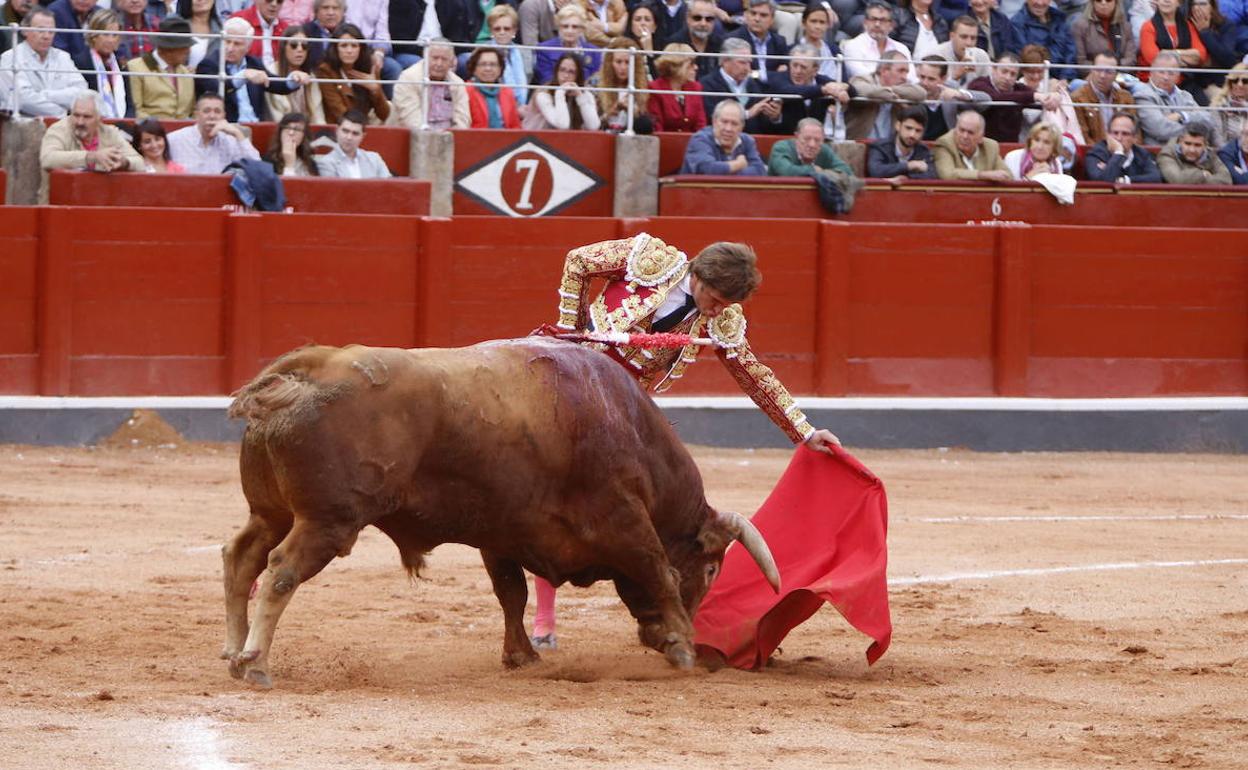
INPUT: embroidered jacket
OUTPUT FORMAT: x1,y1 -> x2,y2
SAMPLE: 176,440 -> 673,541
555,233 -> 814,444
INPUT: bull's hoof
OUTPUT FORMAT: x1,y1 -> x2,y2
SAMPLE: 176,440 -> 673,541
243,668 -> 273,689
502,647 -> 541,669
665,641 -> 696,670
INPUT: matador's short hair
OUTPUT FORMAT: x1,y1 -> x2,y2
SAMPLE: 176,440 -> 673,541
690,242 -> 762,302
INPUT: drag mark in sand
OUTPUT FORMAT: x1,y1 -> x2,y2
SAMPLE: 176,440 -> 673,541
170,717 -> 248,770
890,558 -> 1248,586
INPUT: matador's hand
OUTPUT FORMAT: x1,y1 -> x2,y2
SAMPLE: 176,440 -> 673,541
804,428 -> 841,454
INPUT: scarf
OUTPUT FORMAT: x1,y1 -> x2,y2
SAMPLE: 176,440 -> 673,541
1020,150 -> 1061,178
475,82 -> 504,128
1149,11 -> 1191,51
91,50 -> 127,119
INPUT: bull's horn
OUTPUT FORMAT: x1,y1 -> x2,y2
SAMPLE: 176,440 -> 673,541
717,510 -> 781,594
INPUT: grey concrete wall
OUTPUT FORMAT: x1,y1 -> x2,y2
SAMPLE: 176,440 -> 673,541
613,133 -> 659,217
2,116 -> 46,205
410,130 -> 454,216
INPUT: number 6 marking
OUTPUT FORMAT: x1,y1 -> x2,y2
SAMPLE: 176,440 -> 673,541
513,158 -> 539,210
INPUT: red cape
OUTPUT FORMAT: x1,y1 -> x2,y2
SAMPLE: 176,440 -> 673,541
693,445 -> 892,669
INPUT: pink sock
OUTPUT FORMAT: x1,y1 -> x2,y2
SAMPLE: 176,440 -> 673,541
533,576 -> 557,636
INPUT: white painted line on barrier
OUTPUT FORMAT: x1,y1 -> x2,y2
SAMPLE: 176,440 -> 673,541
890,558 -> 1248,586
2,396 -> 1248,411
917,514 -> 1248,523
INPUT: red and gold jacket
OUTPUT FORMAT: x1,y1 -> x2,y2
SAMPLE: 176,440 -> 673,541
555,233 -> 814,444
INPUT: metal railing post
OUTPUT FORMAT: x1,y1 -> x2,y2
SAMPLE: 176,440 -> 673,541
624,46 -> 636,137
217,29 -> 226,99
8,23 -> 19,117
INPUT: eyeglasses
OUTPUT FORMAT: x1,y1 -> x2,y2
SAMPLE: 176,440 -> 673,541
287,40 -> 307,48
866,15 -> 892,23
1229,78 -> 1248,85
688,13 -> 715,20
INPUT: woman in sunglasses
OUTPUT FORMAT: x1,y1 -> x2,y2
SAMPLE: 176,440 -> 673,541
268,25 -> 325,123
176,0 -> 220,70
1210,62 -> 1248,147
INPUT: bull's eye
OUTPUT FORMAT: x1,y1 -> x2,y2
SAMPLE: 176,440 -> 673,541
705,563 -> 719,581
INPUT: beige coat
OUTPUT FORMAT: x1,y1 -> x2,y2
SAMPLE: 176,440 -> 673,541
392,60 -> 471,130
39,117 -> 144,204
579,0 -> 627,46
845,74 -> 925,140
126,54 -> 195,120
1157,141 -> 1233,185
932,129 -> 1007,180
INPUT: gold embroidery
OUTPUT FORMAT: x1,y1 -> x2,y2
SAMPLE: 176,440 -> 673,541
625,234 -> 687,287
708,304 -> 747,349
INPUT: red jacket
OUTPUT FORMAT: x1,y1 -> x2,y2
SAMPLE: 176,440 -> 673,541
647,78 -> 707,133
230,6 -> 290,65
466,84 -> 521,129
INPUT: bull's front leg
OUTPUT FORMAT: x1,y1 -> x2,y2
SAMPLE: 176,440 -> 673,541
479,550 -> 540,668
609,539 -> 696,670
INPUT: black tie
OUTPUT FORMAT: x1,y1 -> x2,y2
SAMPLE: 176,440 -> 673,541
651,293 -> 698,333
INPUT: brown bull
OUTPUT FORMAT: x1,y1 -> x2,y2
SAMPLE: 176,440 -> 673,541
223,339 -> 779,687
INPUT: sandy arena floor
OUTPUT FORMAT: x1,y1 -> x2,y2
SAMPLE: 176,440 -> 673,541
1,436 -> 1246,769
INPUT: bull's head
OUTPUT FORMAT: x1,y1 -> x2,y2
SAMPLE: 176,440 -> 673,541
676,509 -> 781,618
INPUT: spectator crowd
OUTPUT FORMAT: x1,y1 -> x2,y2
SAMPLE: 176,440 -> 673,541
0,0 -> 1245,195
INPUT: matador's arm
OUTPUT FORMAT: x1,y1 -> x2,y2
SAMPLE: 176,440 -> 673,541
718,339 -> 816,445
555,238 -> 636,331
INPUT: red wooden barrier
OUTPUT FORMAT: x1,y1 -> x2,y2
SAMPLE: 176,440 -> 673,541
47,172 -> 431,216
658,176 -> 1248,227
451,129 -> 615,217
1,208 -> 1245,396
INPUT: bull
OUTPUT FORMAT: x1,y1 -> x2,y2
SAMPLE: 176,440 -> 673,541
222,339 -> 779,687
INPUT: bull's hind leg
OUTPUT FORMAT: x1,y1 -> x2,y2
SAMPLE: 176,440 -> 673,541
480,550 -> 540,668
222,512 -> 291,669
231,518 -> 356,688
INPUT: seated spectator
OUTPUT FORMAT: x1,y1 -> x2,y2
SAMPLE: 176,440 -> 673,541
679,99 -> 767,175
315,109 -> 392,177
1,0 -> 33,58
264,111 -> 319,176
582,0 -> 628,47
700,38 -> 779,134
1018,44 -> 1083,142
394,39 -> 471,130
315,24 -> 391,124
131,117 -> 187,173
665,0 -> 723,80
619,2 -> 658,77
1084,110 -> 1163,182
1217,120 -> 1248,184
1135,51 -> 1212,145
179,0 -> 222,70
933,109 -> 1013,180
798,2 -> 841,81
230,0 -> 290,71
968,0 -> 1024,59
524,52 -> 602,129
116,0 -> 160,62
768,43 -> 851,136
305,0 -> 344,67
1011,0 -> 1075,81
73,9 -> 134,119
195,17 -> 306,122
1071,0 -> 1137,67
841,0 -> 909,81
1158,122 -> 1233,183
846,51 -> 925,142
1072,53 -> 1134,144
279,0 -> 312,25
595,38 -> 653,133
519,0 -> 558,48
0,7 -> 88,116
1004,121 -> 1068,177
386,0 -> 422,71
1137,0 -> 1206,99
652,0 -> 691,49
47,0 -> 95,59
465,47 -> 522,128
268,25 -> 324,122
769,117 -> 857,176
895,0 -> 949,60
966,51 -> 1060,142
914,55 -> 987,140
128,15 -> 196,119
477,5 -> 532,106
168,91 -> 262,172
868,104 -> 939,182
1189,0 -> 1238,98
647,43 -> 707,132
437,0 -> 498,50
727,0 -> 791,83
344,0 -> 402,98
39,90 -> 143,203
931,15 -> 992,86
1209,63 -> 1248,147
535,4 -> 603,85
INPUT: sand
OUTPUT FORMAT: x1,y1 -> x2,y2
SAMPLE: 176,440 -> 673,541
1,441 -> 1246,769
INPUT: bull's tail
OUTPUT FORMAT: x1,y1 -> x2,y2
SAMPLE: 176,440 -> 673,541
227,345 -> 341,424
